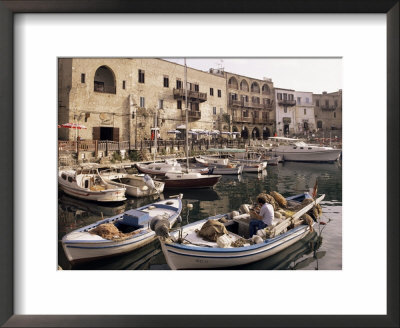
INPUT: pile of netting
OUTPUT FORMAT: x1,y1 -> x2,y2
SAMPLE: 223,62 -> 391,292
256,191 -> 323,234
89,223 -> 140,241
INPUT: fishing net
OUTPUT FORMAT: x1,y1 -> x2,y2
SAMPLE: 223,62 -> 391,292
198,219 -> 228,242
89,223 -> 139,241
270,191 -> 287,208
256,193 -> 278,210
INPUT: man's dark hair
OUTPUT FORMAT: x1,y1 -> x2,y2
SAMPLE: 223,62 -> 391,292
257,197 -> 266,204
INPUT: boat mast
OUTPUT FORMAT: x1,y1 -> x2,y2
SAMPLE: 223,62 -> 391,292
184,59 -> 189,173
153,109 -> 158,163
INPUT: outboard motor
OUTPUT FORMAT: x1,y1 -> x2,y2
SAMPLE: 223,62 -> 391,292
143,174 -> 156,190
150,215 -> 170,239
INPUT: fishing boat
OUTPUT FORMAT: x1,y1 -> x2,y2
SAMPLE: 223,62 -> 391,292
268,137 -> 342,163
99,165 -> 129,180
103,172 -> 165,198
62,194 -> 183,264
58,166 -> 126,202
210,163 -> 243,175
136,159 -> 209,176
155,171 -> 221,189
158,193 -> 325,269
195,155 -> 230,166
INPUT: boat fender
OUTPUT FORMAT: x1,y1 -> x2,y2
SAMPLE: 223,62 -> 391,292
216,235 -> 231,248
252,235 -> 264,244
154,219 -> 171,239
150,215 -> 164,231
239,204 -> 250,214
141,185 -> 149,191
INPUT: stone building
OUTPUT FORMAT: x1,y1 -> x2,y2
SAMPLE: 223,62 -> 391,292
313,89 -> 342,131
294,91 -> 316,135
275,88 -> 297,136
209,69 -> 275,139
58,58 -> 226,144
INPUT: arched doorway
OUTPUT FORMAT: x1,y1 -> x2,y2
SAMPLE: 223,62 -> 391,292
241,126 -> 249,139
251,127 -> 260,140
94,66 -> 116,94
262,127 -> 271,139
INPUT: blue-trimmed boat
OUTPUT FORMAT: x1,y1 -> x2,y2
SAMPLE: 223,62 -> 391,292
62,195 -> 182,264
159,193 -> 324,270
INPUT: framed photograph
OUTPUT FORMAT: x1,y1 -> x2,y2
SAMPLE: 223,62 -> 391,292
1,1 -> 398,327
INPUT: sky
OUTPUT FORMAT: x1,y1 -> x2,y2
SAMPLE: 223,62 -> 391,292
163,58 -> 342,94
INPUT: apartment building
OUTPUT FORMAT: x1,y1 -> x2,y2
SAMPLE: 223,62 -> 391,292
58,58 -> 227,144
313,90 -> 342,131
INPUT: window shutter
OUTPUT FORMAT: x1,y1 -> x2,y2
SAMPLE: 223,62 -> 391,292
92,127 -> 100,140
112,128 -> 120,142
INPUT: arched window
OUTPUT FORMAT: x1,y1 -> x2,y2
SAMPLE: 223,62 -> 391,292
251,127 -> 260,139
262,84 -> 270,95
240,79 -> 249,92
251,82 -> 260,93
94,66 -> 116,94
228,77 -> 238,89
251,96 -> 260,104
241,126 -> 249,139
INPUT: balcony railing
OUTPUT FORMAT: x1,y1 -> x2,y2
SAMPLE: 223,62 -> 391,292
320,105 -> 338,111
182,109 -> 201,120
233,116 -> 252,123
253,118 -> 274,124
278,99 -> 296,106
228,83 -> 239,89
173,88 -> 207,102
229,99 -> 272,110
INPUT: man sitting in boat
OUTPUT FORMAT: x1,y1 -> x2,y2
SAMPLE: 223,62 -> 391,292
249,197 -> 274,237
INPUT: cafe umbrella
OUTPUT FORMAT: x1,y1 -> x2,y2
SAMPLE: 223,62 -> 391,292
59,123 -> 87,151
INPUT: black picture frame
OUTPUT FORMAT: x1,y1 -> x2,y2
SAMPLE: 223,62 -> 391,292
1,1 -> 398,327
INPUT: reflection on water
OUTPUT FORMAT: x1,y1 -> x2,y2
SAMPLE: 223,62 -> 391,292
58,161 -> 342,270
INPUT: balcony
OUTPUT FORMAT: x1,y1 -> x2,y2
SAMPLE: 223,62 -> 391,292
182,109 -> 201,121
278,99 -> 296,106
233,116 -> 252,123
228,83 -> 239,90
173,88 -> 207,103
320,105 -> 337,111
229,99 -> 271,110
253,118 -> 274,125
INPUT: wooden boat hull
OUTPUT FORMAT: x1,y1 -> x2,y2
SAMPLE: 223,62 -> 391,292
62,196 -> 182,263
160,193 -> 324,270
58,180 -> 126,202
273,149 -> 342,163
161,224 -> 312,270
161,175 -> 221,189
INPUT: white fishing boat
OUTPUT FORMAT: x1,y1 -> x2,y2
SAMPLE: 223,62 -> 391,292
158,193 -> 325,270
268,137 -> 341,163
62,195 -> 183,264
58,166 -> 126,202
136,159 -> 208,176
195,155 -> 230,166
103,172 -> 165,198
99,166 -> 129,180
135,159 -> 183,176
210,164 -> 243,175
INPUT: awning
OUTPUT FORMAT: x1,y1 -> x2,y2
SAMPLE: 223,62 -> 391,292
176,124 -> 186,129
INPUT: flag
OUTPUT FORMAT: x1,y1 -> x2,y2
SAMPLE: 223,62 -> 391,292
312,179 -> 318,198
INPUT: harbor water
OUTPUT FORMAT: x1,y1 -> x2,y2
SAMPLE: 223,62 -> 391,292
58,161 -> 342,270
